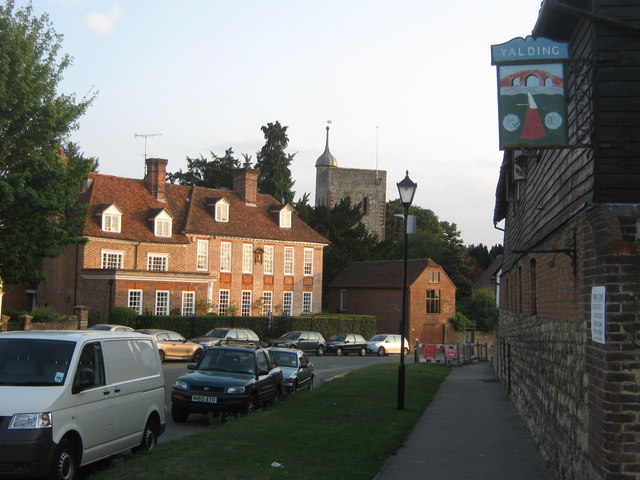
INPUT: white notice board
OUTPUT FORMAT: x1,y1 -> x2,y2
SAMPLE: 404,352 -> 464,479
591,286 -> 606,344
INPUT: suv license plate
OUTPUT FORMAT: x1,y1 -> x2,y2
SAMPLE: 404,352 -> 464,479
192,395 -> 217,404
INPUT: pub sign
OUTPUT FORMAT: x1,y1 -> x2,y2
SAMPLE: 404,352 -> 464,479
491,36 -> 569,149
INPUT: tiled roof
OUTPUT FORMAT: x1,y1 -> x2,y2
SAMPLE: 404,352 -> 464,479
329,259 -> 442,289
82,173 -> 329,245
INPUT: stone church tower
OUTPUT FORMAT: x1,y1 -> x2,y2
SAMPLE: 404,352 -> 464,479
315,126 -> 387,240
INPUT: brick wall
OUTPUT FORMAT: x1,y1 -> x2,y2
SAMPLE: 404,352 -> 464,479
327,266 -> 456,342
408,268 -> 457,344
38,235 -> 324,322
496,208 -> 640,479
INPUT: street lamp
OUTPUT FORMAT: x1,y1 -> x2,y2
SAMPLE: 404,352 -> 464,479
396,170 -> 417,410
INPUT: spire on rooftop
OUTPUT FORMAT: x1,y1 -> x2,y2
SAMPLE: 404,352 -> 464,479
315,124 -> 338,167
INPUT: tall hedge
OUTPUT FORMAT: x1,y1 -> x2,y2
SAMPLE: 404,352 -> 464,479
132,315 -> 378,342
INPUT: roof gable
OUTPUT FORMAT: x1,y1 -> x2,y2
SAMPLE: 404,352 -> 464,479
329,259 -> 454,289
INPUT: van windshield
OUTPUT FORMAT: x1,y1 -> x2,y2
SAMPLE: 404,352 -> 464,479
0,339 -> 75,386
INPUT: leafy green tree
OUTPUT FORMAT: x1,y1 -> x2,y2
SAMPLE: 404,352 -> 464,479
295,197 -> 387,307
385,199 -> 473,300
167,148 -> 240,189
450,311 -> 474,331
459,288 -> 498,332
255,121 -> 295,204
0,1 -> 95,286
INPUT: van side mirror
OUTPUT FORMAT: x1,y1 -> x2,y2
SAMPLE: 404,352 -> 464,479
72,368 -> 95,394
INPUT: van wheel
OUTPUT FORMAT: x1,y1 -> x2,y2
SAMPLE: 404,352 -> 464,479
133,418 -> 158,453
51,439 -> 78,480
171,405 -> 189,423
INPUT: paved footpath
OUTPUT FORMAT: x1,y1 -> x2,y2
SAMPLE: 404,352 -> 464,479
374,362 -> 557,480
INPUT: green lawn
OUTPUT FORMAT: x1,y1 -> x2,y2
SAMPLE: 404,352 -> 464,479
89,363 -> 449,480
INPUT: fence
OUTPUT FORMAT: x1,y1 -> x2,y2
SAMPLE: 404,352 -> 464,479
417,342 -> 492,366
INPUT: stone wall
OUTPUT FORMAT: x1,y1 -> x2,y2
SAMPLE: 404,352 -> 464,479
496,207 -> 640,479
496,312 -> 589,478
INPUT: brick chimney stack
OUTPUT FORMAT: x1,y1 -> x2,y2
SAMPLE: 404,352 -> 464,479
144,158 -> 168,202
233,168 -> 259,206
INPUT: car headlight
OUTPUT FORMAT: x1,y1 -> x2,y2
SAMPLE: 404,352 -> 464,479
226,385 -> 246,394
173,379 -> 189,391
9,413 -> 52,429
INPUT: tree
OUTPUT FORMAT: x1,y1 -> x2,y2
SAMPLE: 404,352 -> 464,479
295,197 -> 387,306
0,1 -> 95,286
255,121 -> 295,204
385,199 -> 473,299
459,288 -> 498,332
167,148 -> 241,189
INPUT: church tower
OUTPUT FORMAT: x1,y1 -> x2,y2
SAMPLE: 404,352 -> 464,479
314,125 -> 387,240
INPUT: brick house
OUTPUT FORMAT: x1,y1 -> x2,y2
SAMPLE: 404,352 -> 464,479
327,259 -> 456,344
493,1 -> 640,478
36,158 -> 328,323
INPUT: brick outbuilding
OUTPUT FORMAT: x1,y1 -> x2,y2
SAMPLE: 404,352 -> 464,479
327,259 -> 456,344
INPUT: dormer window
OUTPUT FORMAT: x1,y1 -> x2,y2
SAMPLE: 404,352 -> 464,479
101,204 -> 122,233
279,205 -> 293,228
215,199 -> 229,222
153,210 -> 173,238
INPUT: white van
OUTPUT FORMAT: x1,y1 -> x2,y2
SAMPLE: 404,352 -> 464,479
0,330 -> 166,480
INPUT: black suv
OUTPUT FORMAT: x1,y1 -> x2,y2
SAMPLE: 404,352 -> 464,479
190,327 -> 260,350
269,331 -> 327,355
171,345 -> 283,421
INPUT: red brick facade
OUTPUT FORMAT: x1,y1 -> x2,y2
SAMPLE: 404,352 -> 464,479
327,259 -> 456,343
36,159 -> 328,323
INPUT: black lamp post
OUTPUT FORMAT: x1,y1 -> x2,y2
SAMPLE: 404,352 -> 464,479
396,170 -> 417,410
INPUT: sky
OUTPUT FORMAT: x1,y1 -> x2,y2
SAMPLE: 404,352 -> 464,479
18,0 -> 543,247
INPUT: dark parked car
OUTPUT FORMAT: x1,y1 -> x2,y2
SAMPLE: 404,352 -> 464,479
326,333 -> 368,356
269,331 -> 326,355
171,345 -> 283,421
270,347 -> 314,393
137,329 -> 204,362
190,327 -> 260,350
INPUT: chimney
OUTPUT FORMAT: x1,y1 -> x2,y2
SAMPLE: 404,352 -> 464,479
233,168 -> 259,206
144,158 -> 168,202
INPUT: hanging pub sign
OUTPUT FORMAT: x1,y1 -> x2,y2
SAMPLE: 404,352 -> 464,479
491,36 -> 569,149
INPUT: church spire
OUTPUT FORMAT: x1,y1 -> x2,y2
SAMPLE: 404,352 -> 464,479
315,122 -> 338,167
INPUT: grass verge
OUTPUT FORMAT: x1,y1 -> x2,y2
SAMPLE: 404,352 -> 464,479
90,363 -> 449,480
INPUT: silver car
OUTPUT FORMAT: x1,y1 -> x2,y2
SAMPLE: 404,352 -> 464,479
366,334 -> 410,356
270,348 -> 314,393
87,323 -> 134,332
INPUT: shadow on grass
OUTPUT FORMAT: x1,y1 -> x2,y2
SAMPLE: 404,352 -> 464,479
89,363 -> 449,480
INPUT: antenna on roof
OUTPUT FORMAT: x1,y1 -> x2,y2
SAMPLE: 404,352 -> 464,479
134,133 -> 163,160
